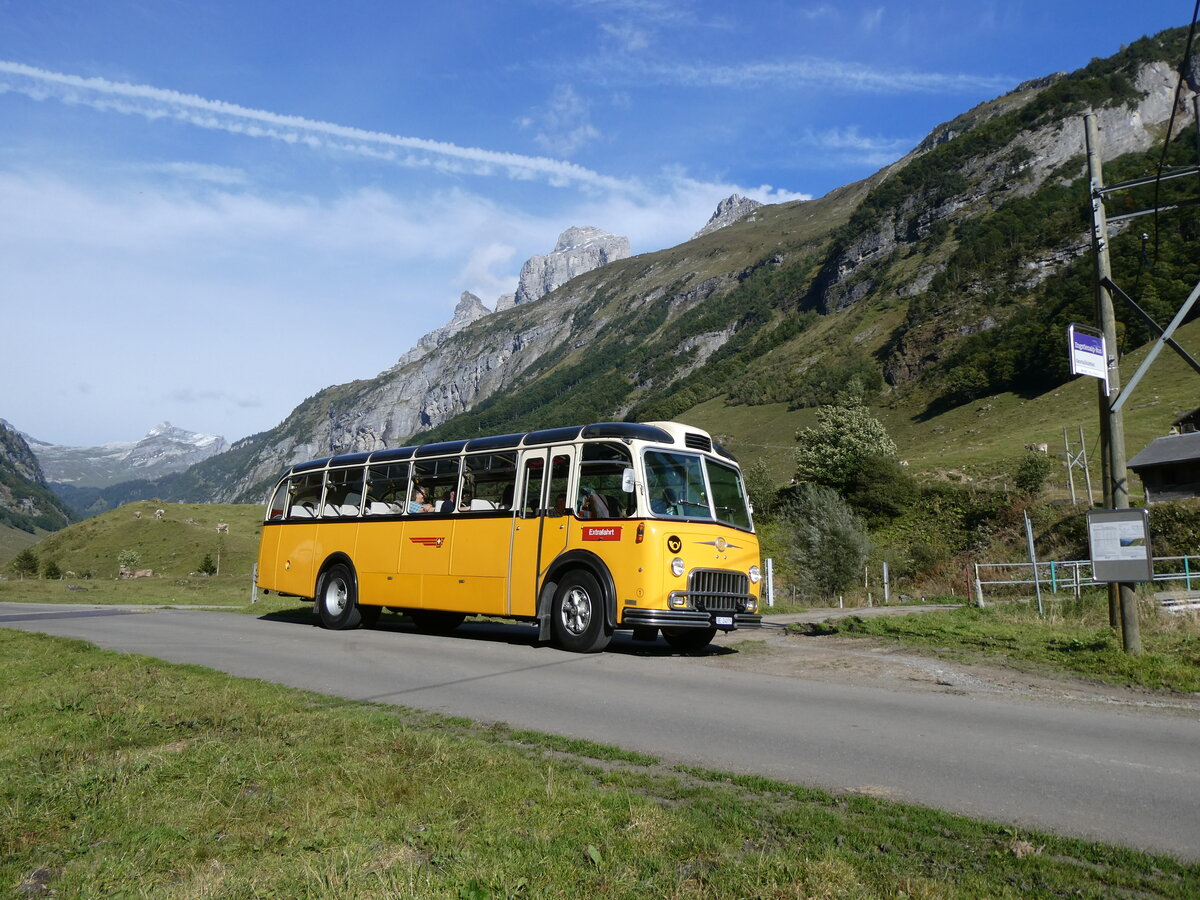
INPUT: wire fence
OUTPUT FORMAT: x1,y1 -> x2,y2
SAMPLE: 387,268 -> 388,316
973,555 -> 1200,611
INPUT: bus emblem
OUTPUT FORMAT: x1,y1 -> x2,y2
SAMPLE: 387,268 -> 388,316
667,535 -> 682,553
410,536 -> 446,548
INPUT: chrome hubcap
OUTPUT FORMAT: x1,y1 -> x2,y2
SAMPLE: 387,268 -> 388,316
560,587 -> 592,636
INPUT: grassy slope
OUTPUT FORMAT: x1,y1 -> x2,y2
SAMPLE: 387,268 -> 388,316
2,501 -> 262,577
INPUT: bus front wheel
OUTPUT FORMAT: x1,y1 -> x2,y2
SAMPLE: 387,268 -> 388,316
551,570 -> 611,653
318,563 -> 365,630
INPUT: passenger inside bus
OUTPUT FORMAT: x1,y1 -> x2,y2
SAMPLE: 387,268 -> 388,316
409,486 -> 434,514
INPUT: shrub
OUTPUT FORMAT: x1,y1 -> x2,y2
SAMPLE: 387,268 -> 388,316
776,483 -> 870,601
1014,452 -> 1054,496
42,559 -> 62,580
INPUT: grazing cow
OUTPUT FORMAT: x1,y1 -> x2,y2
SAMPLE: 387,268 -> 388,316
215,523 -> 229,534
1025,443 -> 1049,453
155,509 -> 165,520
134,511 -> 142,519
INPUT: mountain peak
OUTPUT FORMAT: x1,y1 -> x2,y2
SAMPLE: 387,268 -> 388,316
693,194 -> 763,238
515,226 -> 631,305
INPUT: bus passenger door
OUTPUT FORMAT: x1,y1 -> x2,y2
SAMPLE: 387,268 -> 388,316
509,447 -> 574,616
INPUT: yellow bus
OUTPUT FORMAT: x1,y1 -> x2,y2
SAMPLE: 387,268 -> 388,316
255,421 -> 761,652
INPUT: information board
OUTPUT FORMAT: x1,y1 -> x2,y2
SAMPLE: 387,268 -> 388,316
1086,508 -> 1153,583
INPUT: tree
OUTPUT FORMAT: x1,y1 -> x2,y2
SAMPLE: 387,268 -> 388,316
42,559 -> 62,580
117,549 -> 140,571
11,548 -> 39,579
776,483 -> 871,601
1014,452 -> 1054,496
199,553 -> 217,576
794,403 -> 899,492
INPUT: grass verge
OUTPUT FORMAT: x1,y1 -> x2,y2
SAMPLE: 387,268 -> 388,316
791,598 -> 1200,693
2,629 -> 1198,898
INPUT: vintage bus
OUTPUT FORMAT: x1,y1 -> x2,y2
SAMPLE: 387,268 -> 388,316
255,421 -> 761,652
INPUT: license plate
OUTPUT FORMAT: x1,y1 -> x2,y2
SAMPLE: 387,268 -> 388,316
715,616 -> 733,627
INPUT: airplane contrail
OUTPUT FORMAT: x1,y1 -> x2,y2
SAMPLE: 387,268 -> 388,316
0,60 -> 633,192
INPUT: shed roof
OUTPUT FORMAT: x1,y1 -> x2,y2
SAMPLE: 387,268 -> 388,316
1127,431 -> 1200,470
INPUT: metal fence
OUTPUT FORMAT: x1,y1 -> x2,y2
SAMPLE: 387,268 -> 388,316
973,555 -> 1200,611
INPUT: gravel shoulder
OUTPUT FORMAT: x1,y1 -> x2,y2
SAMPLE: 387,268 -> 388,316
707,605 -> 1200,718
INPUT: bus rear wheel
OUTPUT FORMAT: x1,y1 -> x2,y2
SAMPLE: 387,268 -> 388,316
317,563 -> 364,630
662,627 -> 717,653
551,570 -> 611,653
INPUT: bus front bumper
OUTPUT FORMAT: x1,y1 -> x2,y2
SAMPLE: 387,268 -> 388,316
621,608 -> 762,631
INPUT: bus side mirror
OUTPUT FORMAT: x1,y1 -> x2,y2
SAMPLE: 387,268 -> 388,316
622,468 -> 635,493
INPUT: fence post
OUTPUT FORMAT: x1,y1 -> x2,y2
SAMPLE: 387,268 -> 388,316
974,563 -> 985,608
765,557 -> 774,608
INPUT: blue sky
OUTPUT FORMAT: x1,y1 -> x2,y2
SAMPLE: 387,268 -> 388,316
0,1 -> 1190,447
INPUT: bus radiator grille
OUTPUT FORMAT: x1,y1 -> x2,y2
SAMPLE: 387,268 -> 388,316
688,569 -> 751,613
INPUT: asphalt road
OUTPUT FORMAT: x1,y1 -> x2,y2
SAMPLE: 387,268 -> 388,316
3,602 -> 1198,861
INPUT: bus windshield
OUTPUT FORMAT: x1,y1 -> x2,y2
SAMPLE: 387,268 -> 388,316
643,450 -> 753,530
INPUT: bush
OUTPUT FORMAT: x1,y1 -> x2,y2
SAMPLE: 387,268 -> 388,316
1014,452 -> 1054,496
776,483 -> 870,601
199,553 -> 217,576
42,559 -> 62,580
844,454 -> 920,526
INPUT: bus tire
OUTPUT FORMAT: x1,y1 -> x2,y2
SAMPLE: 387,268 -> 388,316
410,611 -> 465,633
317,563 -> 362,630
662,627 -> 717,653
551,570 -> 611,653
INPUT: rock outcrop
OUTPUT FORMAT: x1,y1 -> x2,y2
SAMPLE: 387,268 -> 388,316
395,291 -> 492,368
513,226 -> 630,305
693,194 -> 763,238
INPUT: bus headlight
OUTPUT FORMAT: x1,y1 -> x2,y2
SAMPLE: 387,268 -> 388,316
745,596 -> 759,614
671,557 -> 686,578
749,565 -> 761,584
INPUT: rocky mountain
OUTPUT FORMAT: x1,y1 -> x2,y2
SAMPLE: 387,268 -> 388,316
118,25 -> 1200,504
28,422 -> 229,489
507,226 -> 631,308
693,194 -> 763,238
0,419 -> 74,534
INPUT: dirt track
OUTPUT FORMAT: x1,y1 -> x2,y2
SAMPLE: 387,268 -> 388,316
708,605 -> 1200,718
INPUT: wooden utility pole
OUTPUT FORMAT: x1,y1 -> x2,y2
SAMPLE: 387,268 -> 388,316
1084,113 -> 1141,654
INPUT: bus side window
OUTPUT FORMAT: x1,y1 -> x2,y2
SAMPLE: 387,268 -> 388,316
464,452 -> 517,511
365,463 -> 408,515
288,472 -> 324,519
548,454 -> 571,517
413,457 -> 461,514
578,442 -> 633,518
521,457 -> 545,516
266,481 -> 289,520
